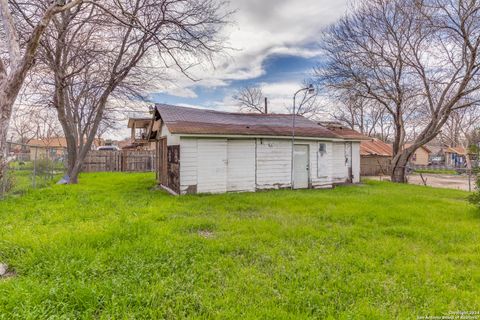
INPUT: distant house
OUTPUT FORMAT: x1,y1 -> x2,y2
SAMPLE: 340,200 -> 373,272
407,144 -> 431,166
384,143 -> 431,166
124,118 -> 156,150
146,104 -> 367,195
360,139 -> 393,176
27,137 -> 104,161
444,147 -> 476,167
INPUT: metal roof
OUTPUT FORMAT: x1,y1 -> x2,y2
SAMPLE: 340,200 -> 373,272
360,139 -> 393,157
155,104 -> 345,139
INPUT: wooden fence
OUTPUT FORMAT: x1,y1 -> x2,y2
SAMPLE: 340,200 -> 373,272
82,150 -> 156,173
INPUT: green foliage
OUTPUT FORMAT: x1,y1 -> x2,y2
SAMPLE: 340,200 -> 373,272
0,173 -> 478,319
414,169 -> 458,175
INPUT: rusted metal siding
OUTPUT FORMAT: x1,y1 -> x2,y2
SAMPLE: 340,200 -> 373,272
361,156 -> 392,176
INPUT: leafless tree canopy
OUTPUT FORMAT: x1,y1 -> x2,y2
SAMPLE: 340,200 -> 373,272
234,86 -> 267,114
329,93 -> 393,141
290,84 -> 323,119
0,0 -> 83,181
316,0 -> 480,182
8,0 -> 229,183
440,106 -> 480,147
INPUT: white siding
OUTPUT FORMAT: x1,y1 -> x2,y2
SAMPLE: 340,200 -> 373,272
352,142 -> 361,183
310,141 -> 334,189
256,139 -> 292,190
178,137 -> 359,194
161,125 -> 180,145
196,139 -> 228,194
227,140 -> 256,192
180,138 -> 198,193
332,142 -> 349,183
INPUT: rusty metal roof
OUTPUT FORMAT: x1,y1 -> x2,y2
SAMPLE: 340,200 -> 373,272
156,104 -> 346,139
360,139 -> 393,157
321,124 -> 370,140
445,146 -> 472,155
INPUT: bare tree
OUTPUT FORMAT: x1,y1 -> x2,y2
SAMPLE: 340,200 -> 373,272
9,108 -> 36,144
440,106 -> 480,147
440,106 -> 480,168
293,89 -> 323,119
15,0 -> 228,183
330,93 -> 393,140
0,0 -> 83,180
316,0 -> 480,182
234,85 -> 267,114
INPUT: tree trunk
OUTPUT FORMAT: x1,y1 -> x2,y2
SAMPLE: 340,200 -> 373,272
0,96 -> 14,182
391,149 -> 414,183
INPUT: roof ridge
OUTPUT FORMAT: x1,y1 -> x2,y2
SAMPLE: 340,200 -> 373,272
156,103 -> 306,118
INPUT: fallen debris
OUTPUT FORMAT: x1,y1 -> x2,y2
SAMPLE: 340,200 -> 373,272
0,263 -> 7,276
0,263 -> 15,279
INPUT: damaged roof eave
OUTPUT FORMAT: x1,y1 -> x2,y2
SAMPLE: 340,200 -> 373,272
173,133 -> 364,142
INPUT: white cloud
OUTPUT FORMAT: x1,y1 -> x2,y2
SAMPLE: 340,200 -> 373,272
151,0 -> 348,97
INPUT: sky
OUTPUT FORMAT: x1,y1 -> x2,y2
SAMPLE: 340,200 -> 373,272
118,0 -> 349,139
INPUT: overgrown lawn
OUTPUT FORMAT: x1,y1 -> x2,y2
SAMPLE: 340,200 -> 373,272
0,173 -> 478,319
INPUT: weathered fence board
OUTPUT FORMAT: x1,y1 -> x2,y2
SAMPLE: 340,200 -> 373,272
83,150 -> 156,173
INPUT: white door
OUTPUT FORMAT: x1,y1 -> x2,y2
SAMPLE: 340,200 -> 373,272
227,140 -> 256,192
197,139 -> 227,193
293,144 -> 309,189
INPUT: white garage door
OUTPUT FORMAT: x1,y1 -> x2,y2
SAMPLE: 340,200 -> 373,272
196,139 -> 256,193
197,139 -> 228,193
227,140 -> 256,192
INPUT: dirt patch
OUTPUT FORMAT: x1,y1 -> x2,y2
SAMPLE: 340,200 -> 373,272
198,230 -> 215,239
366,174 -> 476,192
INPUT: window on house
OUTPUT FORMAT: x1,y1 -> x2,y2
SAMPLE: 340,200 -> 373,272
319,143 -> 326,154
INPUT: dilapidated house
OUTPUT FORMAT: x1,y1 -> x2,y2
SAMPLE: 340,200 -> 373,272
146,104 -> 367,195
360,138 -> 393,176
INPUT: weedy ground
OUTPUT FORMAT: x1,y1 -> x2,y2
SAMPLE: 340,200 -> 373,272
0,173 -> 478,319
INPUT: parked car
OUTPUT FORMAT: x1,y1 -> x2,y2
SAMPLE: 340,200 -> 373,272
430,156 -> 444,166
97,146 -> 120,151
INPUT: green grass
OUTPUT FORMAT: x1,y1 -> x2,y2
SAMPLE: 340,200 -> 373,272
0,173 -> 478,319
414,169 -> 458,175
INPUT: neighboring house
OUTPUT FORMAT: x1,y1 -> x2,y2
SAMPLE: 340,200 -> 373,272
27,137 -> 104,161
387,143 -> 432,166
125,118 -> 156,150
444,147 -> 476,167
146,104 -> 367,195
407,144 -> 432,166
28,138 -> 68,160
360,139 -> 393,176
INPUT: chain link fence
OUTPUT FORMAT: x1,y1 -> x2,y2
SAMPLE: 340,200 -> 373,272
364,164 -> 479,192
0,142 -> 156,199
0,142 -> 67,199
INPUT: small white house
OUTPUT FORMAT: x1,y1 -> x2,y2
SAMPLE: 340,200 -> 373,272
146,104 -> 366,195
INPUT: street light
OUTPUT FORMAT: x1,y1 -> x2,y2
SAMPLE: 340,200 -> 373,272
291,84 -> 315,190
